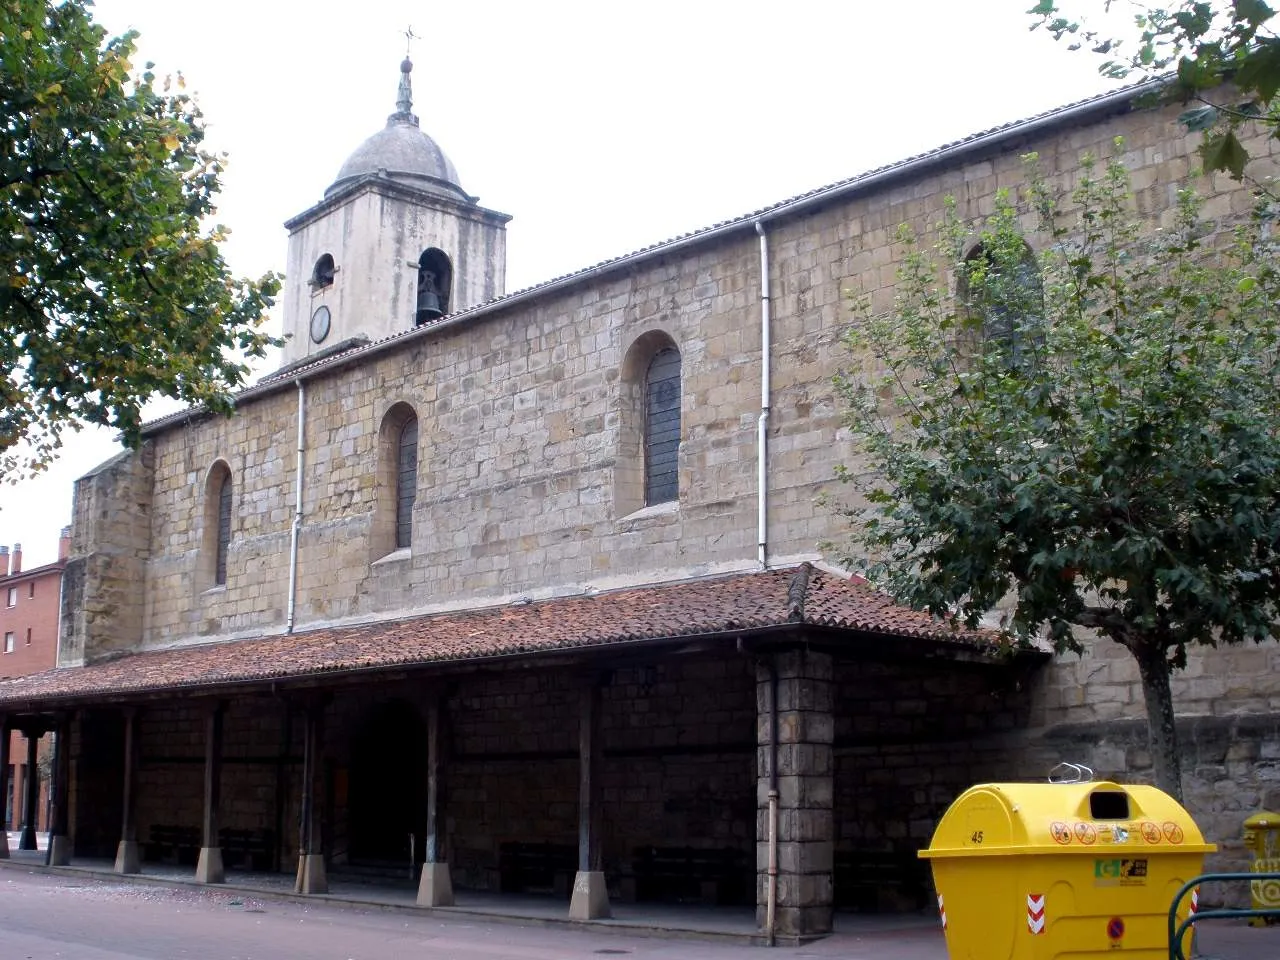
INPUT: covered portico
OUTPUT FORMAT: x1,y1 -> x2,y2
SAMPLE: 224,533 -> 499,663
0,564 -> 1034,941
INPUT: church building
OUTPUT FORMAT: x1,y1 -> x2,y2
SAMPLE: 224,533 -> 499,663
0,59 -> 1274,941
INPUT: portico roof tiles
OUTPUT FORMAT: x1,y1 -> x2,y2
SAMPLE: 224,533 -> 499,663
0,564 -> 998,707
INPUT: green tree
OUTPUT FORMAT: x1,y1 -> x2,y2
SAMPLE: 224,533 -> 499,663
832,149 -> 1280,800
1,0 -> 280,477
1029,0 -> 1280,178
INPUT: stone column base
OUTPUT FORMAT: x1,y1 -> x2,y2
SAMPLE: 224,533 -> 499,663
568,870 -> 610,920
114,839 -> 140,874
194,846 -> 224,884
416,861 -> 454,906
48,834 -> 71,866
295,853 -> 327,895
18,827 -> 36,851
0,830 -> 8,859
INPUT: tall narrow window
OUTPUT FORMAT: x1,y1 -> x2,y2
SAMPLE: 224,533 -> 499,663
215,472 -> 232,585
396,416 -> 418,549
960,241 -> 1044,369
644,347 -> 681,504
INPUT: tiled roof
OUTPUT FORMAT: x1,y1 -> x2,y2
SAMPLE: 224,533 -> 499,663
139,79 -> 1157,438
0,565 -> 999,707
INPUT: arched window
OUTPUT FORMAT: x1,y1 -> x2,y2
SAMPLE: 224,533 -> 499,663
644,347 -> 681,505
415,248 -> 453,326
374,402 -> 420,560
215,472 -> 232,585
200,460 -> 233,591
959,241 -> 1044,369
395,415 -> 418,549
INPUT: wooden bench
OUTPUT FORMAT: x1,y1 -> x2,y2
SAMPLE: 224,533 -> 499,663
498,841 -> 577,896
219,828 -> 276,872
631,845 -> 748,905
834,848 -> 930,912
144,824 -> 201,866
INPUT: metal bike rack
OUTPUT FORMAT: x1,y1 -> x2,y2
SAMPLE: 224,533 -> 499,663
1167,872 -> 1280,960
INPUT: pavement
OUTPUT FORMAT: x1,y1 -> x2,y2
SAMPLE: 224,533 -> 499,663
0,845 -> 1277,957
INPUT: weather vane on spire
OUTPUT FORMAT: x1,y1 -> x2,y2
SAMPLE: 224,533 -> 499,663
393,25 -> 419,121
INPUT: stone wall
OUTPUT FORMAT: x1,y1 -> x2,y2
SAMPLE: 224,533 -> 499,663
61,446 -> 154,665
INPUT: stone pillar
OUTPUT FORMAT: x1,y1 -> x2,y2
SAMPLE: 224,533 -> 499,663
195,703 -> 225,884
0,716 -> 9,859
47,714 -> 72,866
19,728 -> 41,851
569,680 -> 609,920
417,699 -> 453,906
114,707 -> 141,874
757,649 -> 833,940
295,701 -> 327,895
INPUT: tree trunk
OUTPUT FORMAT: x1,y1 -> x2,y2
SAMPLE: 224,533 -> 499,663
1132,639 -> 1184,803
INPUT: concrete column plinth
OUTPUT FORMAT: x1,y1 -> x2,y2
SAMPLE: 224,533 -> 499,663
114,840 -> 140,874
48,835 -> 71,866
295,853 -> 327,895
416,861 -> 454,906
194,846 -> 224,884
568,870 -> 610,920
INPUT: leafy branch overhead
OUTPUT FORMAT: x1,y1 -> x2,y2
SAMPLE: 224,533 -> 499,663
0,0 -> 281,477
1029,0 -> 1280,178
832,148 -> 1280,798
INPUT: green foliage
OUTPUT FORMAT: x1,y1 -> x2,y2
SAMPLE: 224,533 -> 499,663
1029,1 -> 1280,178
0,0 -> 281,477
833,149 -> 1280,795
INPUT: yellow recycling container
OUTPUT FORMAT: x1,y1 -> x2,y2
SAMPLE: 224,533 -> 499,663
919,781 -> 1215,959
1243,811 -> 1280,925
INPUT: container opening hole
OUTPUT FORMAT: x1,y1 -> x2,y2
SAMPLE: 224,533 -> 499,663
1089,791 -> 1130,820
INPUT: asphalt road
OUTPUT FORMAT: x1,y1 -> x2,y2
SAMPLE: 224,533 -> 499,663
0,869 -> 1275,960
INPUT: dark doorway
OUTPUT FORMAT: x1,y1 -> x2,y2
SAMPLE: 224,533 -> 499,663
74,710 -> 124,859
347,700 -> 427,865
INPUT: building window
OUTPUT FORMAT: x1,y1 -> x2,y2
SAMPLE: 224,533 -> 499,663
959,241 -> 1044,368
201,460 -> 234,591
24,628 -> 31,646
26,582 -> 33,599
644,347 -> 682,505
311,253 -> 336,289
215,473 -> 232,585
396,416 -> 418,550
374,403 -> 420,560
5,587 -> 14,607
3,632 -> 12,654
415,248 -> 452,325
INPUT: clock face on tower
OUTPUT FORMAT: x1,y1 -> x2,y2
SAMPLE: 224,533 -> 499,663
310,305 -> 331,344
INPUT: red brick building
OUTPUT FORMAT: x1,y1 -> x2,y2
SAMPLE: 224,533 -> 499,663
1,531 -> 69,838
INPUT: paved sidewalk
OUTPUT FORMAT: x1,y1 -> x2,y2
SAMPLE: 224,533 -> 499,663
1,849 -> 1278,957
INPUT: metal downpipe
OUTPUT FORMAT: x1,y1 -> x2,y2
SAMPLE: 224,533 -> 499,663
286,380 -> 306,634
754,222 -> 772,571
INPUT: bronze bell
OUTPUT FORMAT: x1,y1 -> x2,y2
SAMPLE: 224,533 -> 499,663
416,269 -> 444,324
416,290 -> 443,324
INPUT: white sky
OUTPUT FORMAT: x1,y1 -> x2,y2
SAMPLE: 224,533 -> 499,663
1,0 -> 1125,568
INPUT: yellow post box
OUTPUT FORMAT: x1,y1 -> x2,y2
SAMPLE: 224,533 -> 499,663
919,781 -> 1215,959
1243,811 -> 1280,926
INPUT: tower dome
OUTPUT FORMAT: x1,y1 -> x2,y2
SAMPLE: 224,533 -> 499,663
325,58 -> 469,203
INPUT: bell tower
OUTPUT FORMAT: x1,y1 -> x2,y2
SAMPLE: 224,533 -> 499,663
277,57 -> 511,368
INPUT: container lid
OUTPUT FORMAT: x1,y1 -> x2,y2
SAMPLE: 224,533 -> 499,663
920,781 -> 1216,859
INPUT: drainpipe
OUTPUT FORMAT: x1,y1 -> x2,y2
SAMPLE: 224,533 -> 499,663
766,655 -> 779,947
286,380 -> 306,634
754,222 -> 772,571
